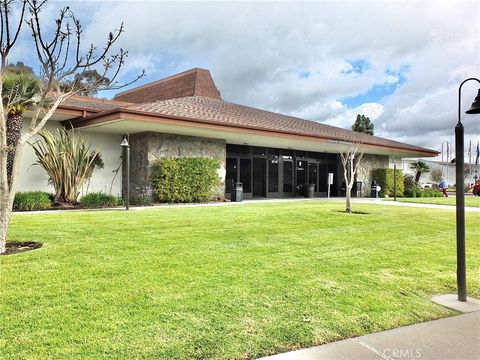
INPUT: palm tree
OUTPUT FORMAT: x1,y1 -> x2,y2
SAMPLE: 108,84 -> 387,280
2,72 -> 40,186
410,160 -> 431,183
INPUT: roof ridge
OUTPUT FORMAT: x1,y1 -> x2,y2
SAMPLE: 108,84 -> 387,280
115,68 -> 207,98
69,94 -> 132,106
193,70 -> 199,95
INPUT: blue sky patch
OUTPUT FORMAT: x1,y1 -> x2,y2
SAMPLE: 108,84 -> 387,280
298,70 -> 311,79
341,65 -> 410,108
343,58 -> 370,75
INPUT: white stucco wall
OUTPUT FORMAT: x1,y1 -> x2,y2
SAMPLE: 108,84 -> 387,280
401,159 -> 479,187
17,120 -> 123,198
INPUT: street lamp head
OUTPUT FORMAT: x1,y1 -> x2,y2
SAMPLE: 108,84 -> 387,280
465,89 -> 480,114
120,136 -> 130,147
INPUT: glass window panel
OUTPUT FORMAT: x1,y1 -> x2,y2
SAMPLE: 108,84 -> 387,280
252,147 -> 266,156
253,158 -> 266,196
318,164 -> 328,192
308,162 -> 318,191
226,158 -> 237,192
267,148 -> 279,158
283,161 -> 293,193
227,144 -> 250,154
296,160 -> 306,195
268,159 -> 279,192
281,149 -> 293,157
308,152 -> 326,160
240,159 -> 252,193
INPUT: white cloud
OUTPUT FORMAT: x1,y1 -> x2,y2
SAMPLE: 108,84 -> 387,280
12,1 -> 480,159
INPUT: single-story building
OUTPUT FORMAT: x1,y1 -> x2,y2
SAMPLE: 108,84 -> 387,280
19,68 -> 438,200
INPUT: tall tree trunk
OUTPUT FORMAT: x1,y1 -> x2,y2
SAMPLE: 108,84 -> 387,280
6,113 -> 23,187
415,171 -> 421,183
0,193 -> 12,254
345,183 -> 352,213
0,143 -> 24,254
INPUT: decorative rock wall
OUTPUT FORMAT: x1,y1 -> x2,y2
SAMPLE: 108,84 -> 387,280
123,132 -> 226,199
357,154 -> 390,196
335,153 -> 390,197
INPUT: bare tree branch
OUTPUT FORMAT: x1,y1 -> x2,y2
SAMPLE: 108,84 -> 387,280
0,0 -> 145,253
340,144 -> 364,213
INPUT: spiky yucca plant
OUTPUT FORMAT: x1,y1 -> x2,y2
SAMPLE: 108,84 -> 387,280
30,129 -> 103,204
2,72 -> 41,186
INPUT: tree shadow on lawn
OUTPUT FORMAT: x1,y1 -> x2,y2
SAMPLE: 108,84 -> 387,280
336,210 -> 370,215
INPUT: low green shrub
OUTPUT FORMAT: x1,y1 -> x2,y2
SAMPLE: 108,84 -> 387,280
372,168 -> 404,197
13,191 -> 52,211
79,192 -> 118,208
404,189 -> 415,198
415,189 -> 424,197
151,157 -> 220,203
421,188 -> 443,198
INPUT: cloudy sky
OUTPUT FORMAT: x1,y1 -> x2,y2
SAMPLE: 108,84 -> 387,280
13,1 -> 480,159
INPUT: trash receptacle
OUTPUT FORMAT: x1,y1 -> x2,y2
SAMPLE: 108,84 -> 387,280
305,183 -> 315,198
371,181 -> 380,198
231,182 -> 243,202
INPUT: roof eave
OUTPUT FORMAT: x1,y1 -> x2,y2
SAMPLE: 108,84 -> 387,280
61,108 -> 439,158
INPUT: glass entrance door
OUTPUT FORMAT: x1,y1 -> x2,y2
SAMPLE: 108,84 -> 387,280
308,162 -> 318,191
282,160 -> 294,196
318,163 -> 328,193
239,159 -> 252,196
253,158 -> 266,197
296,160 -> 307,196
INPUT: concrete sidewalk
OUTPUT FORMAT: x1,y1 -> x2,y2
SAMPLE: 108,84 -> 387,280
354,198 -> 480,212
259,312 -> 480,360
11,196 -> 479,215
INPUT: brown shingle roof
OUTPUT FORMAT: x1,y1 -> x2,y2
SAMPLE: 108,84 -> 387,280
60,95 -> 132,112
113,68 -> 221,103
119,96 -> 434,155
61,68 -> 437,156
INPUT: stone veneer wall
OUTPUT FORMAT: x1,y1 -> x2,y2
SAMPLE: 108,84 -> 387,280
123,132 -> 226,199
334,153 -> 389,197
357,154 -> 390,196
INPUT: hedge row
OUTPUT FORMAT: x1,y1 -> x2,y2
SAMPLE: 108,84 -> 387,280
372,168 -> 404,197
151,157 -> 220,203
404,188 -> 443,198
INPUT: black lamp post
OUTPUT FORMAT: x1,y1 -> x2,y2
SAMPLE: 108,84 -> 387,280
456,78 -> 480,302
392,158 -> 397,201
121,135 -> 130,211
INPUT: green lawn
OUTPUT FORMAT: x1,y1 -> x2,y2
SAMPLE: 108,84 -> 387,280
385,196 -> 480,207
1,202 -> 479,359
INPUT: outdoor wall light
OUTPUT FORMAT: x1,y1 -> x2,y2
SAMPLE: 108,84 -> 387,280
455,78 -> 480,302
121,135 -> 130,211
